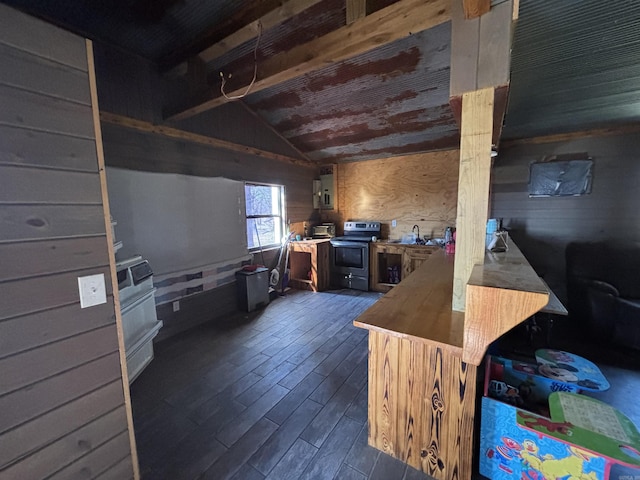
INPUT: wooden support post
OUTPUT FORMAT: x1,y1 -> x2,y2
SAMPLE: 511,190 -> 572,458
450,0 -> 516,145
452,87 -> 494,311
463,0 -> 490,19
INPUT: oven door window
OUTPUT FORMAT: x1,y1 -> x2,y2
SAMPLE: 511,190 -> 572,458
334,246 -> 364,269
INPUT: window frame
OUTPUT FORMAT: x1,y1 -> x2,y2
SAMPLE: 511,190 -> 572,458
244,182 -> 286,251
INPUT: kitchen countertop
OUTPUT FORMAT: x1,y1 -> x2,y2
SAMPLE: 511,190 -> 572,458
289,238 -> 331,245
354,248 -> 465,356
355,238 -> 553,364
373,241 -> 440,250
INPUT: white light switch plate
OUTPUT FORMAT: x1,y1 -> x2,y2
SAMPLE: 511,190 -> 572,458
78,273 -> 107,309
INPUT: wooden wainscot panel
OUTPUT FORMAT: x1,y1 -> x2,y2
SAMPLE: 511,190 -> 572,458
367,331 -> 477,480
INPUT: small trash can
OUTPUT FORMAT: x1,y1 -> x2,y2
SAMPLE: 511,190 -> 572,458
235,267 -> 270,312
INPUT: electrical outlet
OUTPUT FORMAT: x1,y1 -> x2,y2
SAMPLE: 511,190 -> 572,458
392,219 -> 397,228
173,300 -> 180,312
78,274 -> 107,309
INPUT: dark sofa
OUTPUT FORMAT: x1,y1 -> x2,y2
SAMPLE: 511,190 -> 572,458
566,241 -> 640,350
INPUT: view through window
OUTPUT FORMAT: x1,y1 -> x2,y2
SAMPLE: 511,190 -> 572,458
245,183 -> 285,249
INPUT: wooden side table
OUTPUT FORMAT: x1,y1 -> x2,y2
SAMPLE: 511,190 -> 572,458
288,239 -> 331,292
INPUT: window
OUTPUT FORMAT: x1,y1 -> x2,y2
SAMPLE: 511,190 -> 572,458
245,183 -> 285,250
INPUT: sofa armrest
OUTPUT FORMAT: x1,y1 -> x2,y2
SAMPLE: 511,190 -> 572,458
587,279 -> 620,297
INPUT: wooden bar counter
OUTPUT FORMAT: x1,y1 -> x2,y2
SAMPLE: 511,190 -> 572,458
354,240 -> 549,480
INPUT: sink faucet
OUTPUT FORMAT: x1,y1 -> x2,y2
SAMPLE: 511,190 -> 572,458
412,224 -> 419,241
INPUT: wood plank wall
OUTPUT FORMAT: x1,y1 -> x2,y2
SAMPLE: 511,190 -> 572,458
321,151 -> 459,239
491,132 -> 640,302
0,6 -> 133,478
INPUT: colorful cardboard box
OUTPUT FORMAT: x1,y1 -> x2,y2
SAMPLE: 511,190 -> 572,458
480,356 -> 640,480
488,349 -> 610,413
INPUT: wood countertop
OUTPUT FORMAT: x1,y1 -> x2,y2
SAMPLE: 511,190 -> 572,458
354,248 -> 465,356
467,240 -> 548,293
355,237 -> 552,365
373,241 -> 439,250
289,238 -> 331,245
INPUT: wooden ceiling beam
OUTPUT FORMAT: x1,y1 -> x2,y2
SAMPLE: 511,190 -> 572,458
100,111 -> 316,168
199,0 -> 324,65
166,0 -> 325,77
161,0 -> 284,71
165,0 -> 450,122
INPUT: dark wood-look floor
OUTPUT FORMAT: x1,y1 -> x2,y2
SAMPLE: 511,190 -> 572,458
130,288 -> 435,480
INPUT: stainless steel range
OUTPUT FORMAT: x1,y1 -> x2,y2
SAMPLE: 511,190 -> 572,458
330,221 -> 381,291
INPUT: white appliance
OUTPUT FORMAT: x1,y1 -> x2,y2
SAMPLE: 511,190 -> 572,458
116,256 -> 163,383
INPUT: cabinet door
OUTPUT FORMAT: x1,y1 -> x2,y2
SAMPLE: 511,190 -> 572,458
402,249 -> 433,280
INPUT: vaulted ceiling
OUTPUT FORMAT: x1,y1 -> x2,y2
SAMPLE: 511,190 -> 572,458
5,0 -> 640,162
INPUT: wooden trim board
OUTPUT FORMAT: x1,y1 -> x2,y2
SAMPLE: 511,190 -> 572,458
99,111 -> 316,168
87,39 -> 140,480
501,123 -> 640,148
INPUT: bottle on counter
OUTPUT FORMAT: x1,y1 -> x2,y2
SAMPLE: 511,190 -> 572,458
445,227 -> 456,255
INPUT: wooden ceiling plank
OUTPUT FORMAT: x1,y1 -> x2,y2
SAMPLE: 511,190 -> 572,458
100,111 -> 316,168
166,0 -> 451,122
463,0 -> 490,19
346,0 -> 367,25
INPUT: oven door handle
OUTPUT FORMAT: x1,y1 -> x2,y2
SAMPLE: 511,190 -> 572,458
330,240 -> 368,247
